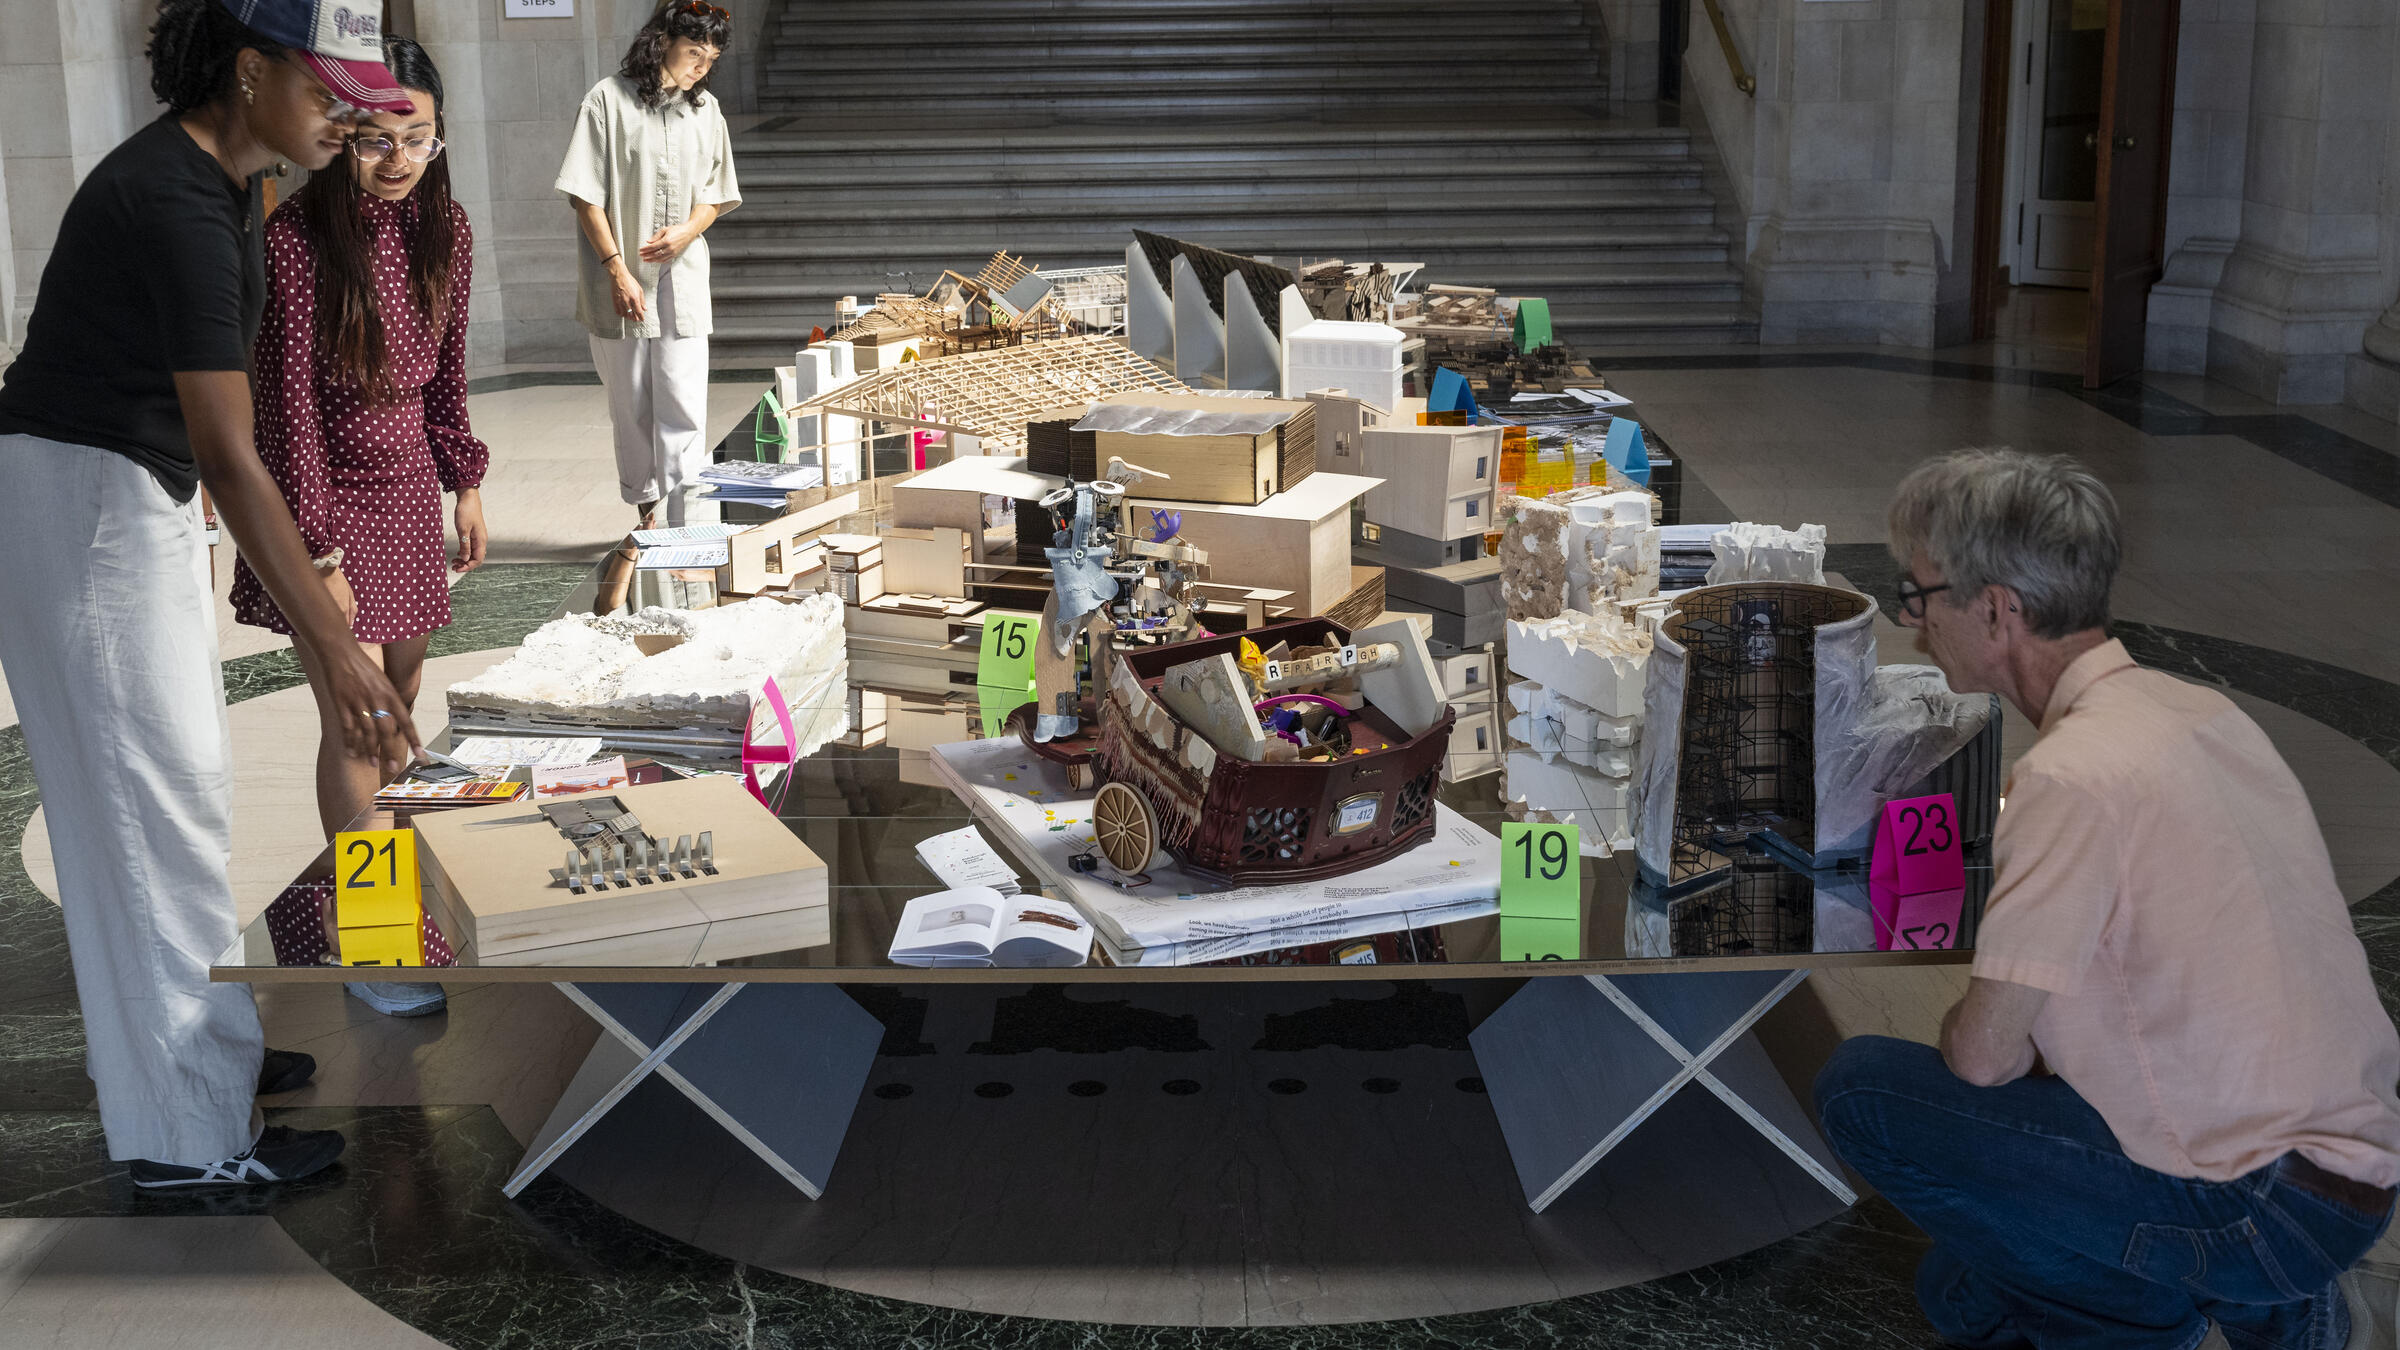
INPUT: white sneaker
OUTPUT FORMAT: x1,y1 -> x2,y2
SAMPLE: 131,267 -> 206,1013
344,981 -> 448,1018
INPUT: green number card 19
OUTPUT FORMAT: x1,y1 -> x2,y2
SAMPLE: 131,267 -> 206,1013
1500,821 -> 1579,920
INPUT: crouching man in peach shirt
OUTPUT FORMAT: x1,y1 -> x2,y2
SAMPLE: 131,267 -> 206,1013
1815,449 -> 2400,1350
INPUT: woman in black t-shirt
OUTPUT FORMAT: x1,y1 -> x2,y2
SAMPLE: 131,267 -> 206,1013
0,0 -> 421,1189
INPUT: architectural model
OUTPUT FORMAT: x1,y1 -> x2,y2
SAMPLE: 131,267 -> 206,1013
1633,582 -> 1877,886
446,594 -> 848,760
787,334 -> 1187,455
411,776 -> 829,964
1026,615 -> 1453,884
1705,521 -> 1829,586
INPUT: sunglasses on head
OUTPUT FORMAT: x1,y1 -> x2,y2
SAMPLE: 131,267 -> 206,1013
673,1 -> 729,17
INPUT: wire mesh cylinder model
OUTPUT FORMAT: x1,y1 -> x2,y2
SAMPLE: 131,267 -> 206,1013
1633,583 -> 1877,887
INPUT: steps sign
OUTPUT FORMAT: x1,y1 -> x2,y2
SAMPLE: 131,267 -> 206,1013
503,0 -> 575,17
1500,821 -> 1579,921
977,611 -> 1040,692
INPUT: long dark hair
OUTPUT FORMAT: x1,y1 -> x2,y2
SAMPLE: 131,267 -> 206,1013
290,37 -> 460,407
148,0 -> 286,113
620,1 -> 734,110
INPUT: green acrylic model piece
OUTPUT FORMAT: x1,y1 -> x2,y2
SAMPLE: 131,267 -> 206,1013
1512,297 -> 1554,353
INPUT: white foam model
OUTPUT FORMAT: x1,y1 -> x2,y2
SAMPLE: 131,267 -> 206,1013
1705,521 -> 1828,586
1285,319 -> 1406,416
448,594 -> 848,747
1565,491 -> 1661,609
1505,679 -> 1637,773
1504,612 -> 1652,720
1501,751 -> 1633,852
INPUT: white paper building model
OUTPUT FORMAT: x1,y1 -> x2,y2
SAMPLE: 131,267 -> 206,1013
1501,752 -> 1636,851
1505,679 -> 1637,775
1564,491 -> 1660,611
1705,521 -> 1827,586
1505,610 -> 1651,719
447,594 -> 849,760
1285,319 -> 1407,415
1499,609 -> 1653,852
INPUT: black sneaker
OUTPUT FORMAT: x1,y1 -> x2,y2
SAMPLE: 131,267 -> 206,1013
127,1126 -> 346,1189
256,1049 -> 316,1096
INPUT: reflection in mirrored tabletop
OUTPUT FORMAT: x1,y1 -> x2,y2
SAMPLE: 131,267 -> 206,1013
215,697 -> 1987,982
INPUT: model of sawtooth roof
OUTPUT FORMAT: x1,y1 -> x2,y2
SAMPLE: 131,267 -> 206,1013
785,334 -> 1189,454
1133,230 -> 1300,337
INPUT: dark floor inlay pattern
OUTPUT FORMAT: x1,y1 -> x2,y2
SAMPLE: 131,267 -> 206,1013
845,985 -> 938,1057
1604,355 -> 2399,509
968,985 -> 1211,1055
1251,981 -> 1473,1053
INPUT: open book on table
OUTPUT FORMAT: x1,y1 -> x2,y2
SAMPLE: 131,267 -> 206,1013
889,887 -> 1092,968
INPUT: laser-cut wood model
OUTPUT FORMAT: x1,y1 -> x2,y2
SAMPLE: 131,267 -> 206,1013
785,335 -> 1188,456
411,776 -> 829,964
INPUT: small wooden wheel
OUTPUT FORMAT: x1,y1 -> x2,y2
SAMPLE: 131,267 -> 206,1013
1092,781 -> 1158,874
1066,761 -> 1096,791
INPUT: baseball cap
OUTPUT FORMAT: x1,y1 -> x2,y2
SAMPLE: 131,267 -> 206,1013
213,0 -> 414,115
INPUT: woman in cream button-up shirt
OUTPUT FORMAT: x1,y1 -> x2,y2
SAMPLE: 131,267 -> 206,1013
554,0 -> 740,527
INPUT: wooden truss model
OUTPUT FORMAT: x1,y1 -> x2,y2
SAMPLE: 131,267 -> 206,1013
786,334 -> 1189,454
829,252 -> 1087,357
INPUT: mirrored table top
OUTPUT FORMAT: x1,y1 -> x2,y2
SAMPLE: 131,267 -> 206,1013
214,706 -> 1985,984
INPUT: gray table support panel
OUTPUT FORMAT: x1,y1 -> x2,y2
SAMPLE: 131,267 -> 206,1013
506,981 -> 883,1200
1469,968 -> 1856,1213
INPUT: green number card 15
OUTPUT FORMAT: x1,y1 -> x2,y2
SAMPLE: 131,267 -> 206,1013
977,611 -> 1040,692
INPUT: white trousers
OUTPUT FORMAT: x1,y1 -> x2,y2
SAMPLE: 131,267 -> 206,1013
590,267 -> 711,526
0,434 -> 263,1164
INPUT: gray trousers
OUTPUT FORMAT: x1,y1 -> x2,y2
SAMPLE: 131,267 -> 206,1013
0,433 -> 263,1164
591,266 -> 711,526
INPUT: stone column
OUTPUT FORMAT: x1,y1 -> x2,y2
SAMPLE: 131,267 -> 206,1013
2201,0 -> 2393,404
417,0 -> 620,369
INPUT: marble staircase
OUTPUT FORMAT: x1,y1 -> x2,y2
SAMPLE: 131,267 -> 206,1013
711,0 -> 1757,364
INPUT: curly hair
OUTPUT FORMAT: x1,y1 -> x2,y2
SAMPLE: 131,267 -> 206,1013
148,0 -> 287,114
619,1 -> 734,110
289,37 -> 462,407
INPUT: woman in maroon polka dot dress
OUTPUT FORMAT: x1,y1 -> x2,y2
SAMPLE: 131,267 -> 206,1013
232,38 -> 489,839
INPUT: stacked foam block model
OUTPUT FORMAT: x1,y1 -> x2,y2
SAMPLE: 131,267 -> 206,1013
1495,487 -> 1668,853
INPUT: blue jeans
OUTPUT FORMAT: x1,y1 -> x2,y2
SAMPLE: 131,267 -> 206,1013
1815,1037 -> 2392,1350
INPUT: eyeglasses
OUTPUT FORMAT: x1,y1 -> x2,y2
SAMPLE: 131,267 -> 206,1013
351,134 -> 446,165
1895,576 -> 1954,619
674,1 -> 729,17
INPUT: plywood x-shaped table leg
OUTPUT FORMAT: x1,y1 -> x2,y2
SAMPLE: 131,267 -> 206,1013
505,982 -> 882,1200
1469,968 -> 1859,1213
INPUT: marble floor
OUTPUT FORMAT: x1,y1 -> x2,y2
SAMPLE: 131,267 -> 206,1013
0,335 -> 2394,1346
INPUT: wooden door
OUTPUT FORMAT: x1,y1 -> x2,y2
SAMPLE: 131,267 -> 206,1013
2010,0 -> 2106,289
2082,0 -> 2180,387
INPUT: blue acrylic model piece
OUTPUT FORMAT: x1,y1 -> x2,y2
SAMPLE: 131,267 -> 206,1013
1427,366 -> 1480,423
1603,418 -> 1651,487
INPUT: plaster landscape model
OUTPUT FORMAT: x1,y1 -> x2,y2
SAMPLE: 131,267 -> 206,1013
447,594 -> 849,760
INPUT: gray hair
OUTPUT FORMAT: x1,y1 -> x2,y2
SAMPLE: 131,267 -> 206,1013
1887,448 -> 2119,638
